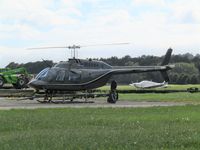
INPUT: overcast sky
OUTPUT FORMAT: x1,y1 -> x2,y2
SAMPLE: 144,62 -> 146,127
0,0 -> 200,67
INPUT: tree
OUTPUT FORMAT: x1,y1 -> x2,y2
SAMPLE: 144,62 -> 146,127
6,62 -> 20,69
177,74 -> 189,84
190,75 -> 199,84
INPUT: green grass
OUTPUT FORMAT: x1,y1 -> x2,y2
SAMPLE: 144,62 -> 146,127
97,84 -> 200,103
119,93 -> 200,103
1,106 -> 200,150
99,84 -> 200,91
1,84 -> 200,149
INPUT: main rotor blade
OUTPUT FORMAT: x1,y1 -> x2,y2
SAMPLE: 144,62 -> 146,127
27,46 -> 68,50
27,42 -> 130,50
81,42 -> 130,47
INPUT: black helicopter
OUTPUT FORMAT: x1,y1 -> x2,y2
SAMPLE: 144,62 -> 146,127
28,45 -> 174,103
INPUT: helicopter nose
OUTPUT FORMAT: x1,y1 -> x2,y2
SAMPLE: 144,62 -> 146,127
28,79 -> 46,89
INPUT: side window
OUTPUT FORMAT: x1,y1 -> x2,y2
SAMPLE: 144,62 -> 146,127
69,71 -> 81,82
56,70 -> 65,81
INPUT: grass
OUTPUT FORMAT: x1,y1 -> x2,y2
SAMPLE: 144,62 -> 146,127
32,84 -> 200,103
1,106 -> 200,149
1,84 -> 200,149
98,84 -> 200,91
97,84 -> 200,103
119,92 -> 200,103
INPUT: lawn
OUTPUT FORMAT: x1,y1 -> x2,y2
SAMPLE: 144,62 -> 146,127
1,106 -> 200,150
98,84 -> 200,91
98,84 -> 200,103
119,92 -> 200,103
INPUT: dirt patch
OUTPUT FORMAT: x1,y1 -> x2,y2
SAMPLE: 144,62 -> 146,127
0,98 -> 189,110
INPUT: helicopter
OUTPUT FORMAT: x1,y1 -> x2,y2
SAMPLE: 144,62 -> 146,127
28,45 -> 174,103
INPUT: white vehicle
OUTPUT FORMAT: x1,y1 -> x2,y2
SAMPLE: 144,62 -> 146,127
130,80 -> 168,89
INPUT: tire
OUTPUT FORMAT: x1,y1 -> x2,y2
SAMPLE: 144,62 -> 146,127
0,76 -> 4,88
107,90 -> 118,103
107,81 -> 118,103
13,77 -> 27,89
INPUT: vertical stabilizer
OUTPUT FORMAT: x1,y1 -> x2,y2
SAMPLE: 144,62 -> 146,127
161,48 -> 173,66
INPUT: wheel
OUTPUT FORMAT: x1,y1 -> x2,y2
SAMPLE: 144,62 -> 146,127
107,81 -> 118,103
0,76 -> 4,88
107,90 -> 118,103
13,77 -> 27,89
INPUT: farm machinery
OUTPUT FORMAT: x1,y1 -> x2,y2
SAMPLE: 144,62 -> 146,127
0,67 -> 31,89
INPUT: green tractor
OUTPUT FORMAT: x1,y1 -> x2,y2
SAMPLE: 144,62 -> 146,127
0,67 -> 31,89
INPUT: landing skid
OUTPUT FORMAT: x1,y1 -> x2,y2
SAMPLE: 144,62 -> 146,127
35,90 -> 110,104
33,90 -> 118,104
37,99 -> 95,104
33,81 -> 119,104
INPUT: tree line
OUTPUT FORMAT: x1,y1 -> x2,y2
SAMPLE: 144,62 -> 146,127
6,52 -> 200,84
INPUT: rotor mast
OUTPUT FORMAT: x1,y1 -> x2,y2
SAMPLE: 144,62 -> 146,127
68,45 -> 80,59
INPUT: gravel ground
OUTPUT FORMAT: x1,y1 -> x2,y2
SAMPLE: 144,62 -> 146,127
0,98 -> 188,110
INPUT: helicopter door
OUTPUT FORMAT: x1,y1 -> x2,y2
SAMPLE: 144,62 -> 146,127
56,70 -> 66,82
69,70 -> 81,83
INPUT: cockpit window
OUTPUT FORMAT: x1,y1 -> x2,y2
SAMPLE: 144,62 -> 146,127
54,62 -> 69,68
35,68 -> 50,80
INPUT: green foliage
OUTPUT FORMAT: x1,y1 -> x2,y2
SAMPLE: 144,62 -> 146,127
170,63 -> 199,84
173,63 -> 199,75
1,106 -> 200,149
6,60 -> 54,74
190,75 -> 199,84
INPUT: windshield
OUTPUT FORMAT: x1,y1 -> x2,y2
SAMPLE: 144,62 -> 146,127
35,68 -> 50,80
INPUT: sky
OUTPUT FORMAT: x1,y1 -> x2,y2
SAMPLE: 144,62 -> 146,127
0,0 -> 200,67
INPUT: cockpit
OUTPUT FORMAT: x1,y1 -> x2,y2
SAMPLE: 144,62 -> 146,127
35,68 -> 50,80
53,58 -> 112,70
